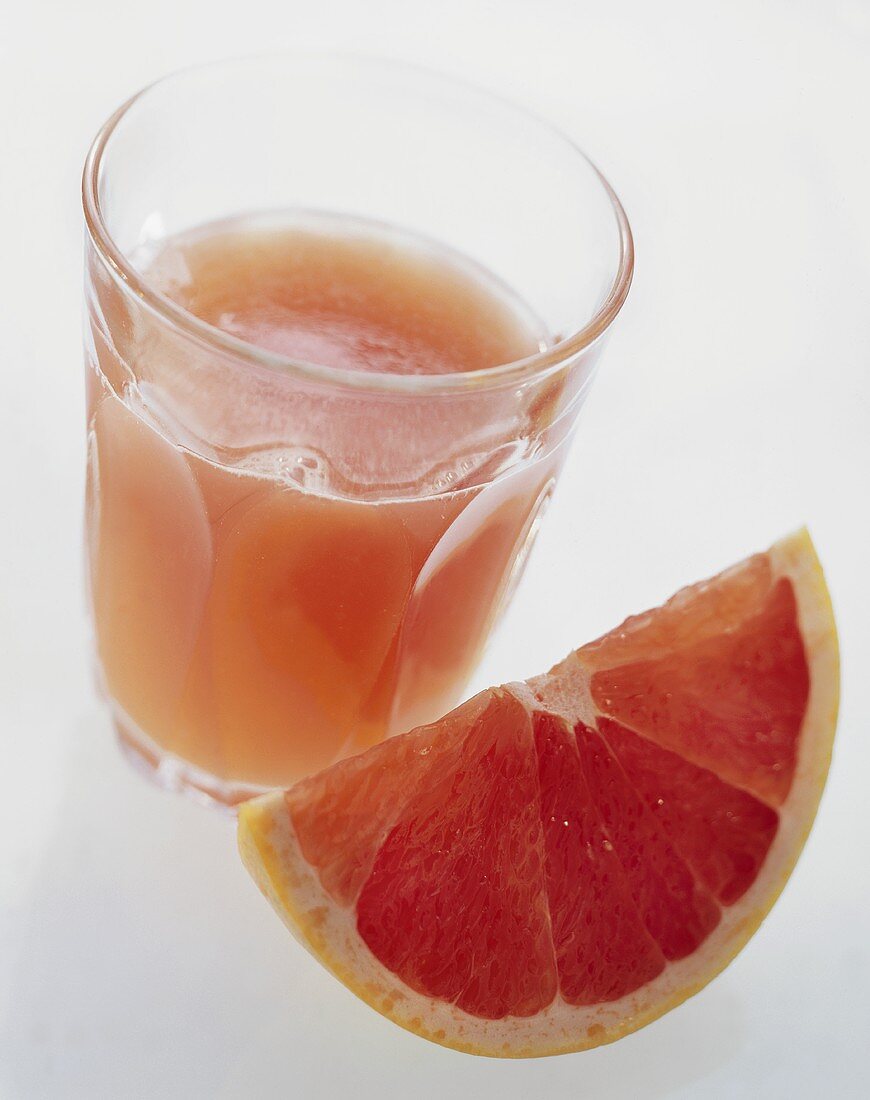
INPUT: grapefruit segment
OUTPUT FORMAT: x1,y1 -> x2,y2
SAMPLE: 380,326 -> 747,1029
288,693 -> 491,906
574,722 -> 721,961
597,717 -> 779,906
533,712 -> 667,1004
356,691 -> 555,1019
239,529 -> 839,1056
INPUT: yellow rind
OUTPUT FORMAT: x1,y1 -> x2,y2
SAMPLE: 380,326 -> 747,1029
237,528 -> 839,1058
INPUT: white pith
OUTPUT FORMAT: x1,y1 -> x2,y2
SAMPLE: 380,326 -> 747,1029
238,529 -> 839,1057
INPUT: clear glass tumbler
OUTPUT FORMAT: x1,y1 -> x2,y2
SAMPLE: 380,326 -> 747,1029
82,55 -> 633,806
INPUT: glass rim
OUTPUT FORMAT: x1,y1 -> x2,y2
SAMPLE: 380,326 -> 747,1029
82,52 -> 634,395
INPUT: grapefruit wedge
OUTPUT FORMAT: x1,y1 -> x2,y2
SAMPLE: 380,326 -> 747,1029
238,529 -> 838,1057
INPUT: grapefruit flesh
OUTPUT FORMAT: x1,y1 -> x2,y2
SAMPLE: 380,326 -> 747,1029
238,530 -> 838,1056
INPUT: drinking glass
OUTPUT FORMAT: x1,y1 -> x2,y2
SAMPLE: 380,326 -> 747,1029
82,55 -> 633,806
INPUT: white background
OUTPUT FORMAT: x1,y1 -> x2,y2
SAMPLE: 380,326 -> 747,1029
1,1 -> 869,1096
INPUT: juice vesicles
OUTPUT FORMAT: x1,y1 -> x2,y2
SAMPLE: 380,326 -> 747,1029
86,216 -> 567,797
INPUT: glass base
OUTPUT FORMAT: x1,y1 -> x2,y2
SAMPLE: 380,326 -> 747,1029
112,706 -> 269,813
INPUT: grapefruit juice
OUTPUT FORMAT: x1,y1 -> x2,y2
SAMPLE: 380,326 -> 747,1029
85,216 -> 568,798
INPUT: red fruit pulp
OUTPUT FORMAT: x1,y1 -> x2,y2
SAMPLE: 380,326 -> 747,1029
286,560 -> 810,1020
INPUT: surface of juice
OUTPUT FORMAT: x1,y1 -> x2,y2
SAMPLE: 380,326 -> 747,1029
86,215 -> 567,798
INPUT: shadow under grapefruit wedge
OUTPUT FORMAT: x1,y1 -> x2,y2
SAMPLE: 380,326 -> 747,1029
238,529 -> 839,1057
